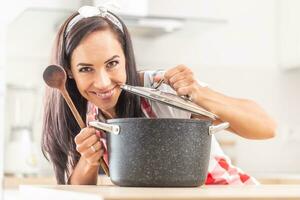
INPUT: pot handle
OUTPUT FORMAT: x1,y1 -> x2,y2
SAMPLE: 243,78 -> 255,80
209,122 -> 230,135
89,121 -> 120,135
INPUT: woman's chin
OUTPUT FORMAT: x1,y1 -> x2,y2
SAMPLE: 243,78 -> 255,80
92,89 -> 121,115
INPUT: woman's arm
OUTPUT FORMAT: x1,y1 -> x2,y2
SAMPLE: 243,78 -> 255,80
191,86 -> 276,139
68,156 -> 99,185
159,65 -> 276,139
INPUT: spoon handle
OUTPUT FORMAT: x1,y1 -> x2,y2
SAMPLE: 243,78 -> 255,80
61,89 -> 110,176
61,90 -> 85,128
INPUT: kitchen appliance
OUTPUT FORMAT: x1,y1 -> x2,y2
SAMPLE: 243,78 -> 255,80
4,85 -> 38,175
88,84 -> 229,187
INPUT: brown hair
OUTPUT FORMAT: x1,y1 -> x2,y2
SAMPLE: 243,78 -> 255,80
41,12 -> 144,184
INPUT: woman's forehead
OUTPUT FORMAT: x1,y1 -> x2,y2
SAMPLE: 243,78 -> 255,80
80,30 -> 120,49
71,30 -> 124,64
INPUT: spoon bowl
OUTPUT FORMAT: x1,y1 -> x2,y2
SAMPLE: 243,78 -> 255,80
43,65 -> 67,90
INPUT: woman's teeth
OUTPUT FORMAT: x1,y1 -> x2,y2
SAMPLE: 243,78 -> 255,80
96,89 -> 114,99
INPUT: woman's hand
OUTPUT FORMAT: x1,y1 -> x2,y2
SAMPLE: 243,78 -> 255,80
74,127 -> 104,167
154,65 -> 201,100
68,127 -> 103,184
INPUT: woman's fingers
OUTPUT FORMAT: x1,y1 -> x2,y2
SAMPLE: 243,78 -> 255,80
76,134 -> 99,153
168,71 -> 193,86
74,127 -> 105,167
163,65 -> 198,96
85,149 -> 105,166
81,141 -> 103,158
74,127 -> 96,144
164,65 -> 187,81
172,79 -> 194,92
164,65 -> 193,84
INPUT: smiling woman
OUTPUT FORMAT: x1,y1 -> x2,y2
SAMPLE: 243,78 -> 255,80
41,5 -> 276,186
70,30 -> 127,116
42,6 -> 144,184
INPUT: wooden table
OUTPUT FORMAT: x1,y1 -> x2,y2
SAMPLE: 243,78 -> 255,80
19,184 -> 300,200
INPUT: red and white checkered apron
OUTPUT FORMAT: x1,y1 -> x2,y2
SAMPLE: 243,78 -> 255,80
86,99 -> 258,185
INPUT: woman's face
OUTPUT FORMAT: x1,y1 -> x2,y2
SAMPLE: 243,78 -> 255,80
70,29 -> 126,116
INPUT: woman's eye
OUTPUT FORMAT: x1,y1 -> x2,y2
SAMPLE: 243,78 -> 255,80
79,67 -> 93,72
106,60 -> 119,69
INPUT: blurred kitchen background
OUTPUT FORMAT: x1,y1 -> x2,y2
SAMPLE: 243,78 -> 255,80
1,0 -> 300,192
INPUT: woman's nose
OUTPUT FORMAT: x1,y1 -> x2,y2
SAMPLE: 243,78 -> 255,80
93,70 -> 111,88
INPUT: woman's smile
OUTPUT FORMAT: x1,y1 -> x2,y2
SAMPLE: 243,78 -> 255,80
91,85 -> 117,101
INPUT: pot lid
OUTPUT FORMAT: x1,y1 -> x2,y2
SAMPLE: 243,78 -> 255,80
120,84 -> 218,120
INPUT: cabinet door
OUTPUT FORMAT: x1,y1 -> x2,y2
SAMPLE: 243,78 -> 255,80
279,0 -> 300,69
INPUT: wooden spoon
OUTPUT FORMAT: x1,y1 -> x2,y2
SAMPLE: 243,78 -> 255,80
43,64 -> 110,176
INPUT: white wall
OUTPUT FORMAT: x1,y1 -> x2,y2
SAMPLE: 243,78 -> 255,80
278,0 -> 300,69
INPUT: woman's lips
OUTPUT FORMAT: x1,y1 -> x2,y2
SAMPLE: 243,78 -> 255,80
93,87 -> 116,100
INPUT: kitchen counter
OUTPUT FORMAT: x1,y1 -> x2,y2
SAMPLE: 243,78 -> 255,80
19,184 -> 300,200
5,174 -> 300,188
4,175 -> 112,188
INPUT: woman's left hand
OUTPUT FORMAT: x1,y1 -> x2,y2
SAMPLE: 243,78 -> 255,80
156,65 -> 200,99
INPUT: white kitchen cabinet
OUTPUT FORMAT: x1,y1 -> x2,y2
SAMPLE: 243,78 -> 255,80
278,0 -> 300,69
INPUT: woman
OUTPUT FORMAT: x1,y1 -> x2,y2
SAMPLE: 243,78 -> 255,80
42,5 -> 276,185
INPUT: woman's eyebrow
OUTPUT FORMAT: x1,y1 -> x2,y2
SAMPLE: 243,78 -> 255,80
77,63 -> 93,67
76,55 -> 120,67
104,55 -> 119,64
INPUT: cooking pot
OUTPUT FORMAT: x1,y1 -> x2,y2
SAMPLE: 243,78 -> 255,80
89,118 -> 229,187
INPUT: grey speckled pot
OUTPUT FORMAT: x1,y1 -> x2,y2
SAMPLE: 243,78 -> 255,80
89,118 -> 229,187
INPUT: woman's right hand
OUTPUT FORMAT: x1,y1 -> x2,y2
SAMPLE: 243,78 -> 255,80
74,127 -> 104,166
